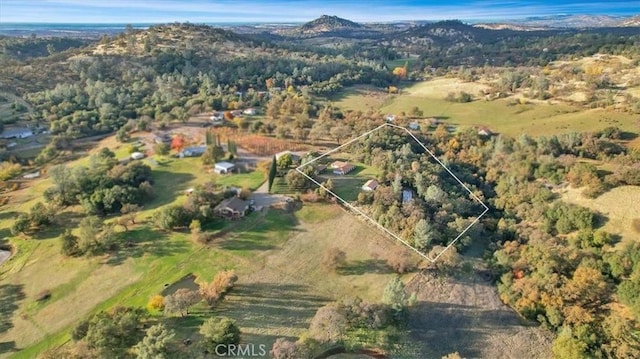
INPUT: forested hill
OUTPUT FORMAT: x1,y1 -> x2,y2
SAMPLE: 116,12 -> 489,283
0,23 -> 392,147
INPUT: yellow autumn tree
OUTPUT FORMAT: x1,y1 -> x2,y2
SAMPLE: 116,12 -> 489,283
147,295 -> 165,311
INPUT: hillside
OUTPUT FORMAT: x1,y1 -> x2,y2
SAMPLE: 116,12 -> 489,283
278,15 -> 383,38
299,15 -> 363,33
621,15 -> 640,27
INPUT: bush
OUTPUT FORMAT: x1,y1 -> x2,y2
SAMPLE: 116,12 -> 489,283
152,205 -> 194,231
153,143 -> 170,156
200,270 -> 238,307
0,161 -> 22,181
61,229 -> 80,256
386,246 -> 414,274
200,317 -> 240,353
322,247 -> 346,271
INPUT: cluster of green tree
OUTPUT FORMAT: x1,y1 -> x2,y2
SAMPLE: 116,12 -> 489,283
43,148 -> 153,215
11,202 -> 56,236
44,303 -> 241,359
1,23 -> 393,139
61,216 -> 116,256
151,181 -> 245,233
444,91 -> 473,103
271,275 -> 414,358
70,306 -> 147,358
478,135 -> 640,356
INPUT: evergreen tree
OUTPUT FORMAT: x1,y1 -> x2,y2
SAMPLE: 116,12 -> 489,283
133,323 -> 175,359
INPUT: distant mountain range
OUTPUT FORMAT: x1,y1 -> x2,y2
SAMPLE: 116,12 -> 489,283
1,13 -> 639,39
279,14 -> 640,37
492,14 -> 640,29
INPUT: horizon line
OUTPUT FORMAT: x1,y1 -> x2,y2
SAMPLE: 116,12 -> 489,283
0,12 -> 637,26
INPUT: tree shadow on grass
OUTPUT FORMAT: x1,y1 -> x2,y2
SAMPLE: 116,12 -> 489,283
337,259 -> 394,276
408,301 -> 538,358
0,284 -> 25,339
0,228 -> 10,241
215,282 -> 329,332
0,211 -> 18,222
620,131 -> 638,141
105,227 -> 189,266
593,212 -> 610,229
0,341 -> 17,355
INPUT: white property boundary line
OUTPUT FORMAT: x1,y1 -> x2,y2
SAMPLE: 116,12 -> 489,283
295,123 -> 489,263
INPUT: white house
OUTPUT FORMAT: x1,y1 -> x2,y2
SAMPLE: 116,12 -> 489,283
408,122 -> 420,130
214,161 -> 236,174
243,108 -> 258,115
0,127 -> 33,139
385,114 -> 396,123
131,152 -> 145,160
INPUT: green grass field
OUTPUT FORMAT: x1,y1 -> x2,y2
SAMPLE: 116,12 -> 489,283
385,58 -> 418,70
216,171 -> 265,190
323,164 -> 380,202
0,136 -> 409,358
333,79 -> 640,138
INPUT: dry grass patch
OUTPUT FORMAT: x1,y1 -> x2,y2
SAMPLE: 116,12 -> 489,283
632,218 -> 640,234
561,186 -> 640,248
404,78 -> 490,99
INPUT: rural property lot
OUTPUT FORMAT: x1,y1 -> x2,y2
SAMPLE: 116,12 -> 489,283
298,124 -> 488,262
217,204 -> 551,358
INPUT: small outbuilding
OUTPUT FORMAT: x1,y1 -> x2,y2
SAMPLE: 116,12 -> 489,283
362,179 -> 379,192
331,161 -> 355,176
214,161 -> 236,174
131,152 -> 145,160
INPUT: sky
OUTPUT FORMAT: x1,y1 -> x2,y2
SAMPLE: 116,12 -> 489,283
1,0 -> 639,23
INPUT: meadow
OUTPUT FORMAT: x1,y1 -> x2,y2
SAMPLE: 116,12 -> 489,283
332,78 -> 639,138
0,137 -> 410,358
561,185 -> 640,249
